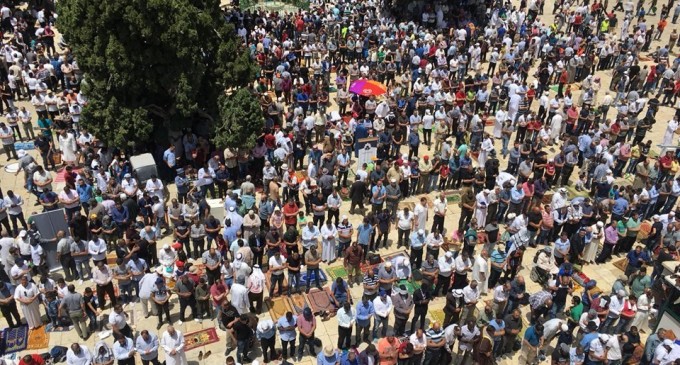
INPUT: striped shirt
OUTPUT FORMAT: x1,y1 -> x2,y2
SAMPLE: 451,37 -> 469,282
363,273 -> 379,295
425,328 -> 445,347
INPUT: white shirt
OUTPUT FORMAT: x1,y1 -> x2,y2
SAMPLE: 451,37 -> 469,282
108,311 -> 128,329
606,336 -> 622,360
454,256 -> 471,275
462,285 -> 479,304
373,296 -> 393,318
608,295 -> 624,315
88,239 -> 107,261
397,211 -> 415,231
66,346 -> 92,365
145,179 -> 164,200
438,257 -> 455,275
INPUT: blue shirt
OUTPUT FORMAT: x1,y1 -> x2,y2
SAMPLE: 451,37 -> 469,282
510,188 -> 525,204
524,325 -> 541,346
356,224 -> 374,245
317,351 -> 339,365
580,332 -> 599,351
409,232 -> 425,249
76,184 -> 93,203
277,315 -> 297,341
626,249 -> 651,268
111,206 -> 129,224
489,318 -> 505,333
612,198 -> 629,215
163,149 -> 176,168
355,300 -> 375,326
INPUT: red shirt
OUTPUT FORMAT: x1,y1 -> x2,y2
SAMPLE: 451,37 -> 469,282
210,283 -> 227,306
282,202 -> 299,226
19,355 -> 44,365
660,155 -> 673,170
264,134 -> 276,149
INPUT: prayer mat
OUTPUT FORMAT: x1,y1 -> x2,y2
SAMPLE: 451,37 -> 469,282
382,250 -> 409,264
564,185 -> 590,199
397,279 -> 421,295
265,270 -> 289,291
289,294 -> 310,315
446,194 -> 461,204
428,309 -> 446,325
26,327 -> 49,350
397,201 -> 415,211
305,287 -> 336,315
45,324 -> 71,332
268,296 -> 294,321
299,269 -> 328,287
613,258 -> 628,272
53,167 -> 83,183
184,327 -> 219,352
326,265 -> 348,281
0,325 -> 29,355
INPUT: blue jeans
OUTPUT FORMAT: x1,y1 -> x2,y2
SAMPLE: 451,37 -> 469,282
551,301 -> 565,319
289,272 -> 301,295
501,135 -> 510,157
306,268 -> 322,292
236,339 -> 250,363
269,274 -> 284,297
373,315 -> 389,338
118,282 -> 132,304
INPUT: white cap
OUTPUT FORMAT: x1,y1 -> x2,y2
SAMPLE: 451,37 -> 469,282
390,178 -> 397,183
599,334 -> 610,342
653,214 -> 661,220
17,149 -> 25,158
559,188 -> 567,193
418,229 -> 424,235
342,215 -> 348,220
445,251 -> 453,258
18,230 -> 27,238
163,244 -> 170,250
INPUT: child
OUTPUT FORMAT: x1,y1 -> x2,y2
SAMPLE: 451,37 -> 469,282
297,210 -> 307,232
574,172 -> 587,191
46,292 -> 70,329
83,287 -> 99,332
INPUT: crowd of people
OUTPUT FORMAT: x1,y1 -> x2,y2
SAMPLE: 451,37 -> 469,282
2,0 -> 680,363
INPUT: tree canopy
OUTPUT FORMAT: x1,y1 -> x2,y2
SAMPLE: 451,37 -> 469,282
58,0 -> 258,148
212,88 -> 264,150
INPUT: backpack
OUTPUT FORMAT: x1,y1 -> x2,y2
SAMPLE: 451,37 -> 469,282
49,346 -> 68,363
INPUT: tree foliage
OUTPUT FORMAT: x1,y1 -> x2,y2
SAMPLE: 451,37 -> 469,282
213,88 -> 264,150
58,0 -> 258,148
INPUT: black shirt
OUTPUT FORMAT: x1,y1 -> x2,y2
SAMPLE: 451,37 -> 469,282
413,287 -> 432,312
527,211 -> 542,232
233,320 -> 253,341
288,255 -> 301,274
219,304 -> 239,329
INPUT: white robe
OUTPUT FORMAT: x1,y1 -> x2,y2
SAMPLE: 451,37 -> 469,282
662,120 -> 678,146
550,114 -> 563,141
493,110 -> 506,139
230,283 -> 249,314
472,255 -> 489,294
14,282 -> 42,328
161,330 -> 187,365
478,138 -> 494,169
58,133 -> 78,163
320,225 -> 337,262
475,192 -> 488,228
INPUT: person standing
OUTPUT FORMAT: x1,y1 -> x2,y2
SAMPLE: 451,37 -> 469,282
14,275 -> 42,329
56,231 -> 78,281
277,311 -> 297,360
232,315 -> 254,363
257,319 -> 277,364
392,285 -> 414,337
174,274 -> 197,323
92,261 -> 116,310
0,122 -> 18,160
0,280 -> 22,327
112,335 -> 136,365
135,330 -> 160,365
337,301 -> 356,350
60,284 -> 89,339
161,326 -> 187,365
151,278 -> 172,330
411,284 -> 432,333
297,307 -> 317,360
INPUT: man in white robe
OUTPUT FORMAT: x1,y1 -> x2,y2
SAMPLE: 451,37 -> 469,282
230,276 -> 250,315
161,326 -> 187,365
475,190 -> 490,228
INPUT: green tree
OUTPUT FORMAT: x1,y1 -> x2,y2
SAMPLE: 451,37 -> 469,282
58,0 -> 258,148
213,88 -> 264,150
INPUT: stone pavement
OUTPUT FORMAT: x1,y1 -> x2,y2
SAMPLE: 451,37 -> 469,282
1,1 -> 679,365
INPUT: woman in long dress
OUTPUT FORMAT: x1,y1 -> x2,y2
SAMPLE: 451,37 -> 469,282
58,129 -> 77,166
320,221 -> 337,262
584,222 -> 604,264
161,326 -> 187,365
14,275 -> 42,329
